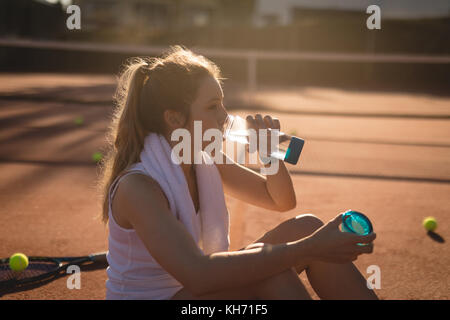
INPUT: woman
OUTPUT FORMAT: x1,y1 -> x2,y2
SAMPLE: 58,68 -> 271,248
98,45 -> 377,300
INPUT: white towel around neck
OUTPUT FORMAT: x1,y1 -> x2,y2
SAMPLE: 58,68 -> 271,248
139,132 -> 230,255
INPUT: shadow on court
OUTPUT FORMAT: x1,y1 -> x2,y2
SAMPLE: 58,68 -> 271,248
427,231 -> 445,243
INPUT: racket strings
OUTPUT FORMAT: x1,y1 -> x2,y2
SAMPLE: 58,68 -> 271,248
0,260 -> 59,282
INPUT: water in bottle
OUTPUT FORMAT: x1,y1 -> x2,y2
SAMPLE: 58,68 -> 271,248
222,115 -> 305,165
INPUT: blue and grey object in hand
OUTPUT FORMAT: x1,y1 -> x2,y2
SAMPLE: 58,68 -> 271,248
341,210 -> 374,246
283,136 -> 304,165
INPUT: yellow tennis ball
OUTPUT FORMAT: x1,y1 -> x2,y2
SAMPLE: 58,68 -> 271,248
9,253 -> 29,272
92,151 -> 103,163
74,116 -> 84,125
423,217 -> 437,232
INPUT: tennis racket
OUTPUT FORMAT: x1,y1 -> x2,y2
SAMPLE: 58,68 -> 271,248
0,252 -> 107,289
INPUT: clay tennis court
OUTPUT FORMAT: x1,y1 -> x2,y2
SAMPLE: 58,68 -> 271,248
0,73 -> 448,300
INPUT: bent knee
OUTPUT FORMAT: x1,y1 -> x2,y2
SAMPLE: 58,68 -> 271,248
295,213 -> 324,228
288,213 -> 324,235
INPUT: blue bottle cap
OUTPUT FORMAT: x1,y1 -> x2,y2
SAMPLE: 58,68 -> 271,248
284,136 -> 305,165
341,210 -> 373,236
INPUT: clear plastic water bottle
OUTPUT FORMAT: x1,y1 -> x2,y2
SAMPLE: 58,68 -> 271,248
222,115 -> 305,165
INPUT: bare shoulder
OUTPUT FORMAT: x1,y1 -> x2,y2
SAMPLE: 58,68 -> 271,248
118,172 -> 160,193
112,173 -> 169,228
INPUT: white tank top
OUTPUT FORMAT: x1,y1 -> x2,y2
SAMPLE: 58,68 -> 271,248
105,162 -> 201,300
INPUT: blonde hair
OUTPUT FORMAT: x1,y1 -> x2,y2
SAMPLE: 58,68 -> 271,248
96,45 -> 223,224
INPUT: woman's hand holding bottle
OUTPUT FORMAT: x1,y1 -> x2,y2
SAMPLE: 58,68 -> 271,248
306,213 -> 376,264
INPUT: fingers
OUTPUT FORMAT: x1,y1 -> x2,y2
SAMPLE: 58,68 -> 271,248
329,213 -> 343,227
246,115 -> 256,130
346,243 -> 374,254
272,117 -> 280,130
247,114 -> 279,130
263,115 -> 274,128
325,244 -> 374,264
342,232 -> 376,247
352,232 -> 377,245
254,114 -> 266,129
358,243 -> 374,254
339,242 -> 374,254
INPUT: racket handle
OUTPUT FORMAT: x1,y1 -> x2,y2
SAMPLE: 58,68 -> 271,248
88,252 -> 107,262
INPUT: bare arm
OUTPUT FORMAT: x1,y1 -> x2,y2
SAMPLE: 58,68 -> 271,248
114,174 -> 311,296
217,113 -> 297,212
195,240 -> 313,295
216,151 -> 296,212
